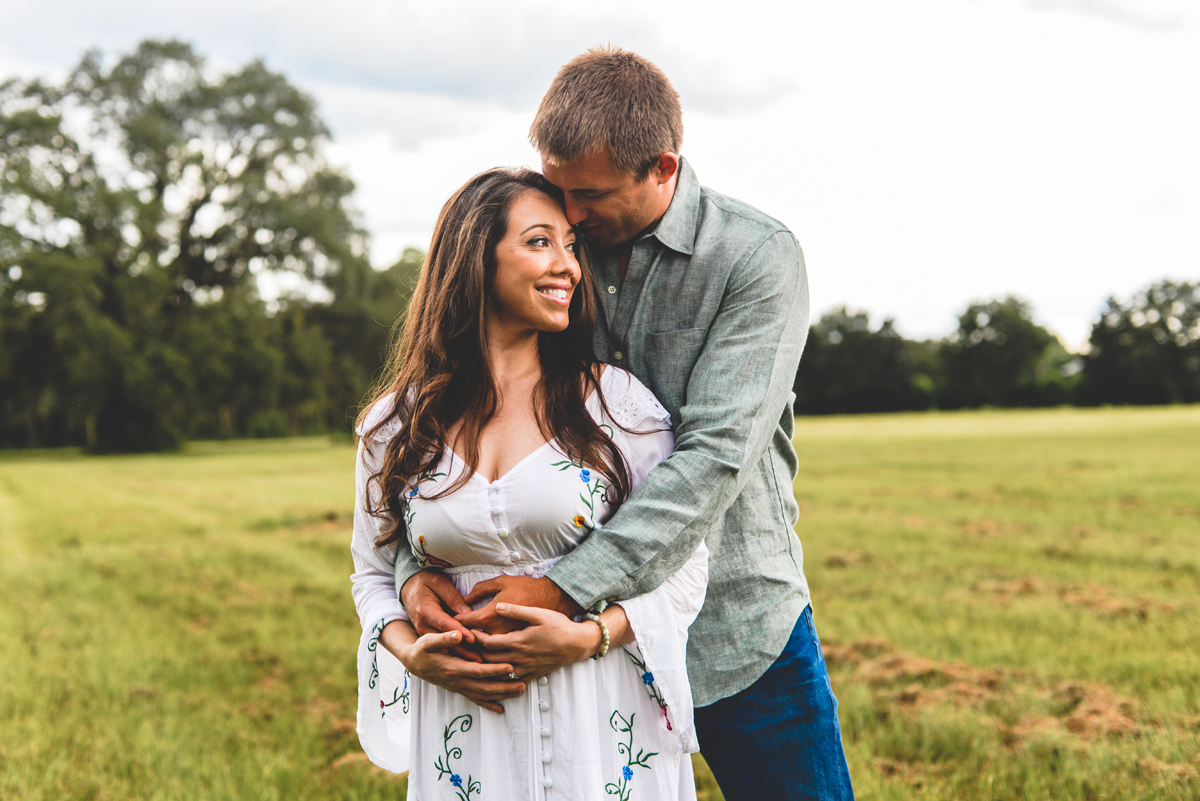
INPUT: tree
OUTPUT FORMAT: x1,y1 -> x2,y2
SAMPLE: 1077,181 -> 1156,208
0,40 -> 370,450
1079,280 -> 1200,405
794,307 -> 930,414
938,296 -> 1073,408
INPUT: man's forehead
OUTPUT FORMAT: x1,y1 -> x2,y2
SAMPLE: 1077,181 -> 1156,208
541,151 -> 630,192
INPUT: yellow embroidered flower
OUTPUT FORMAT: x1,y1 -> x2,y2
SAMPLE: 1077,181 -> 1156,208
573,515 -> 587,528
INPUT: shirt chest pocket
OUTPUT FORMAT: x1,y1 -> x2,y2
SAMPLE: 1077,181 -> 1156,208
644,327 -> 707,416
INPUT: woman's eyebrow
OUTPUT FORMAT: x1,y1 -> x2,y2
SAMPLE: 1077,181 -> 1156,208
519,223 -> 556,236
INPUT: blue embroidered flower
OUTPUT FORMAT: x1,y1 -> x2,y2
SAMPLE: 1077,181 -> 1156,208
623,765 -> 633,781
580,468 -> 591,483
407,488 -> 418,498
450,774 -> 462,787
642,671 -> 654,685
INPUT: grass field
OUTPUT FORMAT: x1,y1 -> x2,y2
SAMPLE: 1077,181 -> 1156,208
1,406 -> 1197,800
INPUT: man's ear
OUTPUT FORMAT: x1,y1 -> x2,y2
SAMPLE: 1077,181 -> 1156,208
652,152 -> 680,186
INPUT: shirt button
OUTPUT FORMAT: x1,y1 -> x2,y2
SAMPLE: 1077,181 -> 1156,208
542,778 -> 554,789
607,285 -> 616,294
542,752 -> 553,764
491,506 -> 502,515
613,351 -> 623,360
538,676 -> 548,686
540,726 -> 552,737
539,700 -> 550,712
497,528 -> 509,538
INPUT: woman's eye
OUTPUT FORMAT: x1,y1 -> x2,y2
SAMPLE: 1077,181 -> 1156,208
529,236 -> 549,247
565,241 -> 576,253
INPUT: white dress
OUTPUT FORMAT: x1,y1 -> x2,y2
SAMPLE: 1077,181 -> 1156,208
351,367 -> 709,801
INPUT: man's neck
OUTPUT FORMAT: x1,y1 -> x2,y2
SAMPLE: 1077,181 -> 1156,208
615,169 -> 679,284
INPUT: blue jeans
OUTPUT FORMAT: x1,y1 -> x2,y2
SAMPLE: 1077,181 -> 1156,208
694,605 -> 855,800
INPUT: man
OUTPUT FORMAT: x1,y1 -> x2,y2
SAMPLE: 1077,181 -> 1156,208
399,47 -> 855,800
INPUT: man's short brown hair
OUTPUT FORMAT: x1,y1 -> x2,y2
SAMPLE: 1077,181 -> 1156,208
530,46 -> 683,178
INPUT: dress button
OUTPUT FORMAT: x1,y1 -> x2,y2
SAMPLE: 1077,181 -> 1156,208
540,726 -> 552,737
497,528 -> 509,538
542,778 -> 554,789
542,752 -> 552,764
539,700 -> 550,712
537,676 -> 548,686
491,506 -> 502,514
607,285 -> 616,294
613,351 -> 623,360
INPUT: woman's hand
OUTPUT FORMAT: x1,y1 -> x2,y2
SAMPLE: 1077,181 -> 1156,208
472,603 -> 601,681
381,622 -> 525,714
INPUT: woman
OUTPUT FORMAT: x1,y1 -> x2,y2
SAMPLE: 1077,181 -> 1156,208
350,168 -> 708,800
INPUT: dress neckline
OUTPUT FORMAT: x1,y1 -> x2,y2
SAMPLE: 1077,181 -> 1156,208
445,437 -> 559,486
443,372 -> 607,486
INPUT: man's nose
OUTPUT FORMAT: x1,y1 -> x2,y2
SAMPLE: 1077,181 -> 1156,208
563,197 -> 588,226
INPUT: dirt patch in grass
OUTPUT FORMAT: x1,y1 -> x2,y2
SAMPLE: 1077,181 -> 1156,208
969,577 -> 1181,619
824,639 -> 1142,744
825,550 -> 873,568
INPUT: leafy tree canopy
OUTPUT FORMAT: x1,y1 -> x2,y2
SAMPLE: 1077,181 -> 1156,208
1080,280 -> 1200,405
0,40 -> 381,451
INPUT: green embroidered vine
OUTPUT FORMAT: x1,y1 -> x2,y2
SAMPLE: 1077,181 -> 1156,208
381,669 -> 410,716
551,457 -> 609,526
405,468 -> 448,567
367,619 -> 383,689
434,714 -> 481,800
605,710 -> 657,800
624,648 -> 671,731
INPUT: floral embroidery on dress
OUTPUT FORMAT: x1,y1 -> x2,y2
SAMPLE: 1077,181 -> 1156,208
551,458 -> 608,529
625,648 -> 672,731
381,669 -> 410,716
605,710 -> 658,799
405,469 -> 449,567
412,534 -> 453,569
435,714 -> 482,800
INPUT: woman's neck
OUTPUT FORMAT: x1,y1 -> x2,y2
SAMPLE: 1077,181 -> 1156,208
486,328 -> 542,402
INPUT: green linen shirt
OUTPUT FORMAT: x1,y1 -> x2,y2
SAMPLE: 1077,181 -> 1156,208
393,159 -> 812,708
548,159 -> 812,707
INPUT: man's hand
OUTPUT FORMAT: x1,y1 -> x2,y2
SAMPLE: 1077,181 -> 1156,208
384,626 -> 524,714
400,569 -> 481,661
473,603 -> 599,681
457,575 -> 583,636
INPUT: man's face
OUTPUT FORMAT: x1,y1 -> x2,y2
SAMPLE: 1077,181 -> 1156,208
541,150 -> 664,249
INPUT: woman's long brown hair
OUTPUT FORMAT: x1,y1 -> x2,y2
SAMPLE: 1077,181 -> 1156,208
357,168 -> 631,548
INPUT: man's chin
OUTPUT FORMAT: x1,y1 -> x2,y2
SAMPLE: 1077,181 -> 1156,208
582,229 -> 628,249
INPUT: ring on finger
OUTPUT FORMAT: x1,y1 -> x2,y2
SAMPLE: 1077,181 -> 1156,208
507,672 -> 519,680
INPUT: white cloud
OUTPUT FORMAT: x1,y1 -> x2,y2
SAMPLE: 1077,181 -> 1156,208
1026,0 -> 1194,32
1,0 -> 1197,349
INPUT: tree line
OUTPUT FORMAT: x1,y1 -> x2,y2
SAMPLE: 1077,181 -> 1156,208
2,40 -> 1198,451
794,284 -> 1200,415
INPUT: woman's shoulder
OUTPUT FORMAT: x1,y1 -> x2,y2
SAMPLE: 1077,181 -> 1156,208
356,391 -> 403,443
596,366 -> 673,432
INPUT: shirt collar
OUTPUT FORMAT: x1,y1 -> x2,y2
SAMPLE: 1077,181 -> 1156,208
645,157 -> 699,256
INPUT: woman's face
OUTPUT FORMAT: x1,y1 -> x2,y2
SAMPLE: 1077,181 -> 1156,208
488,190 -> 580,339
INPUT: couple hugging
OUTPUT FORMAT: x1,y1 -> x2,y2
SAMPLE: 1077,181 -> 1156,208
350,47 -> 855,801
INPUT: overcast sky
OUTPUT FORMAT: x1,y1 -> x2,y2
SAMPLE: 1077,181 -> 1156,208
2,0 -> 1197,348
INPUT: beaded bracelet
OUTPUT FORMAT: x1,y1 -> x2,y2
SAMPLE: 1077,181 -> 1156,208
586,599 -> 610,659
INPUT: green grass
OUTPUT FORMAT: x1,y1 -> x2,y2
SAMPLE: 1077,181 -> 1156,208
1,407 -> 1198,799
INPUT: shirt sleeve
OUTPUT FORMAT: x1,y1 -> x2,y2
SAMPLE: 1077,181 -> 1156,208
548,231 -> 809,606
595,374 -> 709,752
